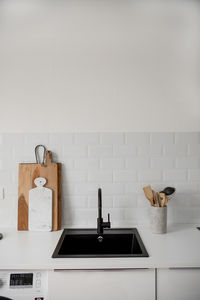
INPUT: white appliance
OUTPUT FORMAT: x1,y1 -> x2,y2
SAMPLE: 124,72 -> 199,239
0,270 -> 48,300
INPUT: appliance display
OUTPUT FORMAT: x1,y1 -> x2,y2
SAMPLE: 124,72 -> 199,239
10,273 -> 33,287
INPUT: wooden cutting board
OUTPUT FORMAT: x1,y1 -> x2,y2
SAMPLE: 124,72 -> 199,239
18,151 -> 61,231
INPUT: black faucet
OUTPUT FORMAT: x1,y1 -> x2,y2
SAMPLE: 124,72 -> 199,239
97,188 -> 111,235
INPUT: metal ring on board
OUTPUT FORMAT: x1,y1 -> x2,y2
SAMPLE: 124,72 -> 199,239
35,145 -> 47,164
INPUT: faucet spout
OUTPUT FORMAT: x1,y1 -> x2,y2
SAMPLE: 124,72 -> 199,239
97,188 -> 111,236
98,188 -> 102,219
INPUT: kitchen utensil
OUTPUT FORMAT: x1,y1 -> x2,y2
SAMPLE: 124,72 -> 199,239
143,186 -> 154,206
29,177 -> 52,231
153,190 -> 159,207
18,147 -> 61,231
159,192 -> 168,207
155,192 -> 161,206
160,187 -> 175,196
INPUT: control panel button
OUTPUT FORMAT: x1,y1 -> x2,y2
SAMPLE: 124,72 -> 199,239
36,279 -> 41,288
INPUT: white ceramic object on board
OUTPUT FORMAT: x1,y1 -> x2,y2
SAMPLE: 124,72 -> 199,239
29,177 -> 52,231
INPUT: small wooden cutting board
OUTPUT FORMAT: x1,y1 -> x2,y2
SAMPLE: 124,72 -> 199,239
18,151 -> 61,231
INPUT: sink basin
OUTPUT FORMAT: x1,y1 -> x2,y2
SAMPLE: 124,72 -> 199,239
52,228 -> 149,258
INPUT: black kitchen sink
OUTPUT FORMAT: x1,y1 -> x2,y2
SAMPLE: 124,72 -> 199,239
52,228 -> 149,258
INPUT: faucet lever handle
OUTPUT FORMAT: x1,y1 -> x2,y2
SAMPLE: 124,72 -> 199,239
108,213 -> 110,223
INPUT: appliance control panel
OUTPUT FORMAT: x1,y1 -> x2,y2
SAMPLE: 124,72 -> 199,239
0,270 -> 48,300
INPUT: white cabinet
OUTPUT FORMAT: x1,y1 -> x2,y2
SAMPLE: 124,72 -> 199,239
48,268 -> 155,300
157,268 -> 200,300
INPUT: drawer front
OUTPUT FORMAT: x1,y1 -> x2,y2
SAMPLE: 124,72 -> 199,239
157,268 -> 200,300
48,269 -> 155,300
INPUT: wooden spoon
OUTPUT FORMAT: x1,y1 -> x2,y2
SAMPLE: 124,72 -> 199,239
156,192 -> 162,207
143,186 -> 154,206
153,191 -> 160,207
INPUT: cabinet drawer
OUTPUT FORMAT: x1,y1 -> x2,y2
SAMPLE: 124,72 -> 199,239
48,268 -> 155,300
157,268 -> 200,300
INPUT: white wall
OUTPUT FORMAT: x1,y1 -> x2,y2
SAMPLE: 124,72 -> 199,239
0,0 -> 200,132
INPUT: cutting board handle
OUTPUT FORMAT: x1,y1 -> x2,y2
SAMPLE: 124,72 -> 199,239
45,151 -> 53,166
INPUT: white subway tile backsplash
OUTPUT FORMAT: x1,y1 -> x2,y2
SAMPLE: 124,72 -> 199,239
13,145 -> 36,162
88,196 -> 113,208
74,183 -> 99,196
125,133 -> 150,145
188,170 -> 200,181
88,146 -> 113,157
176,157 -> 200,169
109,208 -> 125,221
100,183 -> 125,195
125,183 -> 144,194
74,158 -> 99,170
62,183 -> 75,196
63,196 -> 88,208
75,133 -> 99,145
125,158 -> 150,169
188,144 -> 200,156
0,132 -> 199,228
100,133 -> 124,145
137,194 -> 150,208
172,207 -> 200,224
175,132 -> 200,144
100,158 -> 125,169
150,133 -> 174,144
63,209 -> 97,226
49,133 -> 74,145
64,171 -> 87,182
124,208 -> 138,223
2,134 -> 25,145
48,146 -> 64,162
164,144 -> 188,157
168,193 -> 200,207
175,183 -> 200,194
138,170 -> 162,182
63,145 -> 88,157
113,170 -> 137,182
88,171 -> 113,182
151,157 -> 174,169
135,208 -> 150,225
114,145 -> 137,157
163,169 -> 188,182
137,145 -> 163,156
24,134 -> 49,146
60,159 -> 74,169
113,195 -> 137,208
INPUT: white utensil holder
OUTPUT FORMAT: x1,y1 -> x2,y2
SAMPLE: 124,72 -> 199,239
150,206 -> 167,234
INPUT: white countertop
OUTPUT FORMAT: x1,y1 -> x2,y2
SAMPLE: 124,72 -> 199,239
1,224 -> 200,270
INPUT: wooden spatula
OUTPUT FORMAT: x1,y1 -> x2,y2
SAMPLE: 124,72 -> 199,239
157,192 -> 162,207
143,185 -> 154,206
153,190 -> 160,207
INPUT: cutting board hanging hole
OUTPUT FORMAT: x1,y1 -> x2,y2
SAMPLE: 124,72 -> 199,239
34,177 -> 47,187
